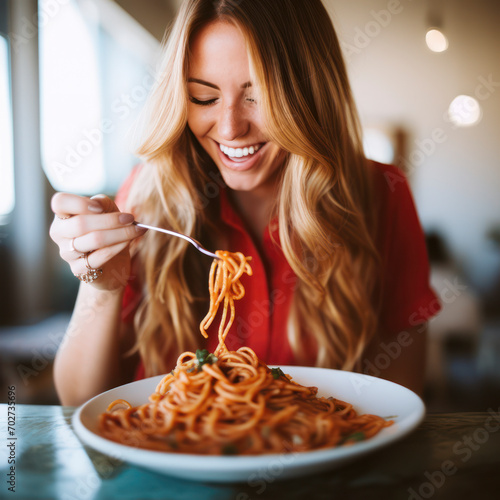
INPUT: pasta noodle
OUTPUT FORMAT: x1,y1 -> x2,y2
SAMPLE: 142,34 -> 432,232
99,251 -> 393,455
199,250 -> 252,355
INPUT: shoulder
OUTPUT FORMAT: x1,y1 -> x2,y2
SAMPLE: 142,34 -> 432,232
368,160 -> 411,201
367,161 -> 440,334
367,160 -> 419,227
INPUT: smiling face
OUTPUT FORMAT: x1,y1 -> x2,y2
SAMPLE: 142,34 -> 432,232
187,21 -> 285,195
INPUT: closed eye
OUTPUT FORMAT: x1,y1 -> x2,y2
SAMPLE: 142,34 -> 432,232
189,97 -> 218,106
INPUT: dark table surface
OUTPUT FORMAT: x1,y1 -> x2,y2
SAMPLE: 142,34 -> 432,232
1,404 -> 500,500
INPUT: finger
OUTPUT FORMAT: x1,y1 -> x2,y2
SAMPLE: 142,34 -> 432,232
57,237 -> 86,263
51,192 -> 104,218
69,241 -> 130,276
66,224 -> 147,256
90,194 -> 120,214
52,211 -> 137,241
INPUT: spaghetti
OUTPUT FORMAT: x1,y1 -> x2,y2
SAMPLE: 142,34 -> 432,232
99,251 -> 393,455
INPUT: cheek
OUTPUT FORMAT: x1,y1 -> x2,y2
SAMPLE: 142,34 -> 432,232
268,145 -> 283,162
248,104 -> 267,129
187,107 -> 211,139
267,146 -> 286,172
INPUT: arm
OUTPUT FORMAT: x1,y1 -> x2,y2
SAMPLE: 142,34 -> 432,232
53,285 -> 136,406
49,192 -> 145,406
362,324 -> 427,396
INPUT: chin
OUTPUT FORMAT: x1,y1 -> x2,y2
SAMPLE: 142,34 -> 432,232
218,171 -> 265,193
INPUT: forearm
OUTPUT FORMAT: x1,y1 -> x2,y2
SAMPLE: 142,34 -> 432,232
53,283 -> 127,406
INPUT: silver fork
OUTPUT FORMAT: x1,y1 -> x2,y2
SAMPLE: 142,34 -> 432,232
133,222 -> 220,259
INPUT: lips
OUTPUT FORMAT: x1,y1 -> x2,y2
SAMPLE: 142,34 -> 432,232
219,142 -> 264,159
215,140 -> 267,170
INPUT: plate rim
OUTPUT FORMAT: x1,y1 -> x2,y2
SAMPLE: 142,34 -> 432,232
71,366 -> 426,477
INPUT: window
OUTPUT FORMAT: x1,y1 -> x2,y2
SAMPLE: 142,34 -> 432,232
0,34 -> 14,223
39,0 -> 160,195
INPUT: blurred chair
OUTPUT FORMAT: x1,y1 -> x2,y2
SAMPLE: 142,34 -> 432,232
0,313 -> 70,404
425,232 -> 483,405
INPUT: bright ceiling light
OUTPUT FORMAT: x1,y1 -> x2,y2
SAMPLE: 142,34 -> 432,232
448,95 -> 482,127
426,28 -> 448,52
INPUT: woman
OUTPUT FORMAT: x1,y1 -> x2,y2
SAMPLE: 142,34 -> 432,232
50,0 -> 439,406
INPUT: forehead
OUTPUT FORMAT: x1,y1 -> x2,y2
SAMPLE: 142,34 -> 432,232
189,21 -> 250,79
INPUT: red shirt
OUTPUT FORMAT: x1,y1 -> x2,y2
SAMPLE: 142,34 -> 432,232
116,162 -> 440,377
206,186 -> 299,364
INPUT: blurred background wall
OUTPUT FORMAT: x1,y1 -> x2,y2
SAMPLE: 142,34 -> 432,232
332,0 -> 500,295
0,0 -> 499,410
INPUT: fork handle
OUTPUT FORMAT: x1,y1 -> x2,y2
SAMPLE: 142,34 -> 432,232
132,222 -> 219,260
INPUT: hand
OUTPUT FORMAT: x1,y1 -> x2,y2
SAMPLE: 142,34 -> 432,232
49,193 -> 147,291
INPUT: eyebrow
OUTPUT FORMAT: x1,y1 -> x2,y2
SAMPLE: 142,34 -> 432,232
187,78 -> 252,90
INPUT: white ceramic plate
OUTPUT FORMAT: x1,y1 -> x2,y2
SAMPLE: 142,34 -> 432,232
72,367 -> 425,483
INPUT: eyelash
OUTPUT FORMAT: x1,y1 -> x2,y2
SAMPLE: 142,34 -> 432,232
189,97 -> 217,106
189,97 -> 256,106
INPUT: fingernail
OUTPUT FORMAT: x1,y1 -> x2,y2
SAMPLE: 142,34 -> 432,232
88,202 -> 103,213
136,225 -> 148,233
119,213 -> 135,224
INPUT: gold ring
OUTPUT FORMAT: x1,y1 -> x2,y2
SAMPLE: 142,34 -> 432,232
56,214 -> 71,220
75,252 -> 103,283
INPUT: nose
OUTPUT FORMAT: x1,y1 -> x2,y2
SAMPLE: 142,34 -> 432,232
217,102 -> 249,141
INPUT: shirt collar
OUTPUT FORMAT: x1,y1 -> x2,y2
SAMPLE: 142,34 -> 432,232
219,186 -> 246,232
218,187 -> 280,240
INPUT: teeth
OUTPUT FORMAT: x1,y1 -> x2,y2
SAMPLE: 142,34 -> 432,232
219,143 -> 261,158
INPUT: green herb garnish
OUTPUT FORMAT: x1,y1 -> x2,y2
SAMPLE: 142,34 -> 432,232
222,444 -> 238,455
271,367 -> 285,379
340,431 -> 366,445
167,438 -> 178,450
195,349 -> 218,370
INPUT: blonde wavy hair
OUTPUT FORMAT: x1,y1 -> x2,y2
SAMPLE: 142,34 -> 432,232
126,0 -> 380,376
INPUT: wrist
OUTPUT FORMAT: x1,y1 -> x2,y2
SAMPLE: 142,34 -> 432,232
77,281 -> 126,303
84,265 -> 132,294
